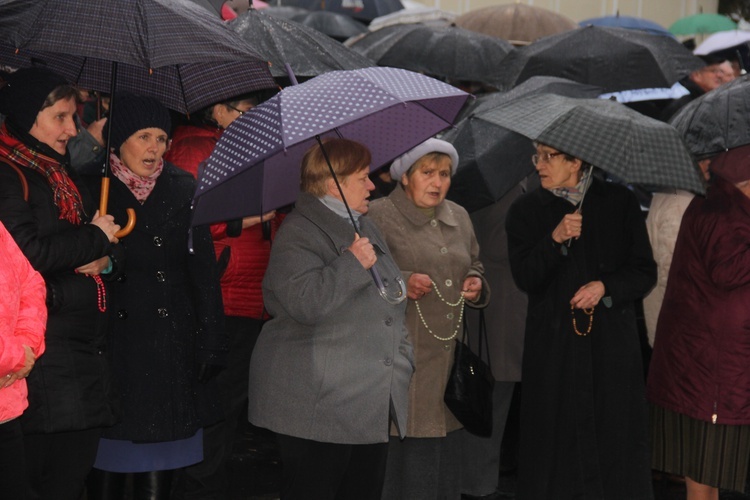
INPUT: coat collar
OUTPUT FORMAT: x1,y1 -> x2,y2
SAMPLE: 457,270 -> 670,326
711,176 -> 750,218
296,192 -> 358,245
386,184 -> 459,227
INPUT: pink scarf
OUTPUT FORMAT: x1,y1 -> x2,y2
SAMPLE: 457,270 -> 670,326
109,152 -> 163,204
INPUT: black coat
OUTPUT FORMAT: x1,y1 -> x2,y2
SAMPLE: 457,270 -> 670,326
88,163 -> 227,443
0,145 -> 117,434
506,179 -> 656,500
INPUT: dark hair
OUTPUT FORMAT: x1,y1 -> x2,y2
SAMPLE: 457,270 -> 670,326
197,88 -> 279,126
42,85 -> 81,110
300,138 -> 372,197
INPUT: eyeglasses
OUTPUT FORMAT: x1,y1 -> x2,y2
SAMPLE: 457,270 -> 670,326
226,104 -> 248,116
531,152 -> 565,166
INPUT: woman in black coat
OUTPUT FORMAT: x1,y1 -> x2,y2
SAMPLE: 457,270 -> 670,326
505,143 -> 656,500
84,93 -> 227,500
0,68 -> 121,500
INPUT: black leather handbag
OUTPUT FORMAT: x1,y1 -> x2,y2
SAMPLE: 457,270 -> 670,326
444,308 -> 495,437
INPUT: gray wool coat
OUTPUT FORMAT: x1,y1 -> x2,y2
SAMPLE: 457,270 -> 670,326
248,193 -> 414,444
369,186 -> 489,437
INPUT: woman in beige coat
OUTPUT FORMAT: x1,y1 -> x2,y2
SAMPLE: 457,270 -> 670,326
369,138 -> 489,500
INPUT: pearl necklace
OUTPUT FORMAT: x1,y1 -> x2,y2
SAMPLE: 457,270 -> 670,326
414,279 -> 465,341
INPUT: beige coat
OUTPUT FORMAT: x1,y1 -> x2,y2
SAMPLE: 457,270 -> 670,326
369,186 -> 489,437
643,190 -> 694,346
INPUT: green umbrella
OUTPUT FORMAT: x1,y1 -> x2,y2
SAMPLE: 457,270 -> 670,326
669,13 -> 736,36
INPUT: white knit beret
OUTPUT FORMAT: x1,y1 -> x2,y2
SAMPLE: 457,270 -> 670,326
389,138 -> 459,181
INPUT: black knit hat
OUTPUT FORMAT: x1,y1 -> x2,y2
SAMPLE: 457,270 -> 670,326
104,92 -> 171,153
0,67 -> 70,133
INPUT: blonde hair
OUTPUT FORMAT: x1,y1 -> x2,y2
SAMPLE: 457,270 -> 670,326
300,138 -> 372,196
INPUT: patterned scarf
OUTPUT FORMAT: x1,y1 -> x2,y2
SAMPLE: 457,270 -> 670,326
110,152 -> 163,204
550,166 -> 593,206
0,123 -> 85,225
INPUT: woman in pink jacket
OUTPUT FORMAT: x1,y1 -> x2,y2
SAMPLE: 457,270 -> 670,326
0,220 -> 46,499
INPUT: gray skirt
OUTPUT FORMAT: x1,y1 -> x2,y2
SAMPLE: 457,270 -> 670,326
650,404 -> 750,493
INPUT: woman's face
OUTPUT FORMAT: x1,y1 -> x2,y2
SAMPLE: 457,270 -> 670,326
402,157 -> 451,209
333,166 -> 375,214
28,96 -> 78,155
119,127 -> 169,177
534,144 -> 581,190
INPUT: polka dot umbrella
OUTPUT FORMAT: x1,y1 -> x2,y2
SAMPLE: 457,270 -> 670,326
191,66 -> 468,226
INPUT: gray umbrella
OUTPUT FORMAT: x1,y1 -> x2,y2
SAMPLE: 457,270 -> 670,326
348,24 -> 514,88
669,74 -> 750,158
291,10 -> 368,41
229,10 -> 373,79
482,93 -> 706,194
443,77 -> 603,212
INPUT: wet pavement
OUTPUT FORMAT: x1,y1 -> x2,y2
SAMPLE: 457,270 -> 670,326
228,421 -> 750,500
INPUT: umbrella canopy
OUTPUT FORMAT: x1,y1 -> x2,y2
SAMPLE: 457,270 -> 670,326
348,24 -> 514,88
579,14 -> 673,37
270,0 -> 404,22
669,74 -> 750,158
187,0 -> 225,16
263,5 -> 310,19
0,0 -> 276,114
476,93 -> 705,195
494,26 -> 705,93
454,3 -> 578,46
191,67 -> 468,226
694,29 -> 750,55
368,5 -> 456,31
228,10 -> 373,79
291,10 -> 368,41
442,77 -> 604,212
669,13 -> 737,37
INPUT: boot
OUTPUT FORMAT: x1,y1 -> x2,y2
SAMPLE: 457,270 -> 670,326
86,468 -> 127,500
133,470 -> 174,500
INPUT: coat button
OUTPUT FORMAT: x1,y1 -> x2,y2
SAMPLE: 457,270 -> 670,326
445,279 -> 452,287
440,247 -> 448,254
385,317 -> 393,326
447,312 -> 454,320
117,274 -> 127,283
158,308 -> 169,318
156,271 -> 166,282
443,344 -> 451,351
117,310 -> 128,320
153,236 -> 163,247
430,219 -> 437,227
384,357 -> 393,366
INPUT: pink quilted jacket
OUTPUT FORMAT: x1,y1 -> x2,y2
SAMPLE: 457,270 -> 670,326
0,221 -> 46,422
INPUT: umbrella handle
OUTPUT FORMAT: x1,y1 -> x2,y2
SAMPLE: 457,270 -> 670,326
99,177 -> 136,238
372,267 -> 407,305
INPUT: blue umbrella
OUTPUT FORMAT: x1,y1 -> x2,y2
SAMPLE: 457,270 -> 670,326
580,15 -> 673,38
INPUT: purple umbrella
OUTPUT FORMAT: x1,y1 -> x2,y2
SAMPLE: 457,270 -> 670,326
191,66 -> 468,226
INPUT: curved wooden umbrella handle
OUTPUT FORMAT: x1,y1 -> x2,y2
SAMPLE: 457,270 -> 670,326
99,177 -> 136,238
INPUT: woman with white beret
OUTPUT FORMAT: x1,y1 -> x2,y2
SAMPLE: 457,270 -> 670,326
369,138 -> 489,500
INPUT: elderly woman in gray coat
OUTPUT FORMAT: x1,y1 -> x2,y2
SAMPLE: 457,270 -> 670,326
247,138 -> 414,500
369,138 -> 489,500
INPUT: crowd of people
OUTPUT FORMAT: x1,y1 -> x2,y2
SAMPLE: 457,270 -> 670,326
0,20 -> 749,500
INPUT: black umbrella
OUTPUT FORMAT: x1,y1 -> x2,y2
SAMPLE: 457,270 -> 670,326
229,10 -> 373,79
291,10 -> 368,41
0,0 -> 275,237
494,25 -> 705,93
270,0 -> 403,22
348,24 -> 514,88
669,74 -> 750,158
443,77 -> 604,212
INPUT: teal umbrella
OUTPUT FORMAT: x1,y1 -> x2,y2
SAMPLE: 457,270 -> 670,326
669,13 -> 736,36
